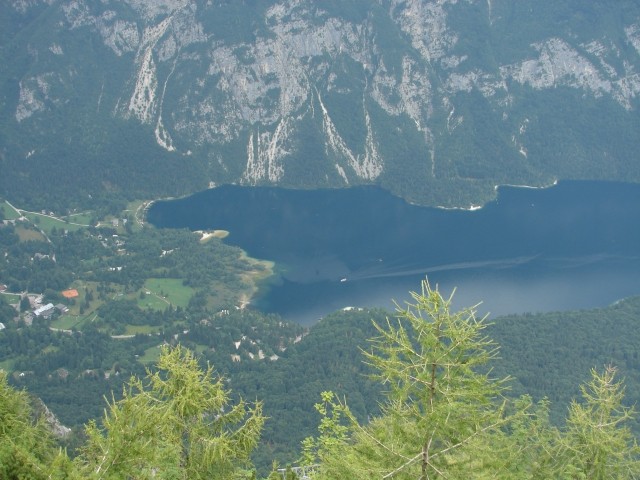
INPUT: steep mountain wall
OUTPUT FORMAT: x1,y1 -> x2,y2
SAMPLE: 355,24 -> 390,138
2,0 -> 640,209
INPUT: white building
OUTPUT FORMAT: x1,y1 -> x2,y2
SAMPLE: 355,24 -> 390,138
34,303 -> 55,317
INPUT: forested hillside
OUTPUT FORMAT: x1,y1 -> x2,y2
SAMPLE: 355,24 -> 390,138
3,283 -> 640,479
2,1 -> 640,210
236,293 -> 640,470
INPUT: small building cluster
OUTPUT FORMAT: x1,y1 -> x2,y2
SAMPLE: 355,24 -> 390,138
11,292 -> 73,326
31,302 -> 68,321
34,303 -> 55,319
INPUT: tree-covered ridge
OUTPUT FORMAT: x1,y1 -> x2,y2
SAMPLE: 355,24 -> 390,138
489,295 -> 640,426
3,1 -> 640,211
3,281 -> 640,478
234,308 -> 388,469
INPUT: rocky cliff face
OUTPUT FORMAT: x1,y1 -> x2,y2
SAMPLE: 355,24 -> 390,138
3,0 -> 640,208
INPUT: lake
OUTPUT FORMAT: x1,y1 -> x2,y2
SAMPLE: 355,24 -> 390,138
147,181 -> 640,324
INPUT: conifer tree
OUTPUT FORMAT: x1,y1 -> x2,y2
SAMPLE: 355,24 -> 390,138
305,280 -> 515,479
75,345 -> 264,479
0,371 -> 70,479
558,366 -> 640,479
303,283 -> 640,479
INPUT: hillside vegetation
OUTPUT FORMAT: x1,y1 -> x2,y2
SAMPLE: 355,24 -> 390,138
3,282 -> 640,479
2,1 -> 640,211
3,197 -> 640,473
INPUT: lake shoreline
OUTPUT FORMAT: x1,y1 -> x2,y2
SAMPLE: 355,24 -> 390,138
146,178 -> 568,221
147,180 -> 640,324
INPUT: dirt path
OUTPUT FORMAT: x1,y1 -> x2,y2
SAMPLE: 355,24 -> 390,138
135,201 -> 153,227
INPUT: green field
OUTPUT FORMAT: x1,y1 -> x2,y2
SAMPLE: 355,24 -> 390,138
1,293 -> 21,304
138,344 -> 163,364
125,199 -> 150,233
22,212 -> 86,233
50,315 -> 86,330
194,344 -> 208,354
14,226 -> 47,242
123,325 -> 162,335
139,278 -> 194,310
1,201 -> 21,220
64,212 -> 93,226
137,292 -> 172,311
0,358 -> 14,371
137,343 -> 207,365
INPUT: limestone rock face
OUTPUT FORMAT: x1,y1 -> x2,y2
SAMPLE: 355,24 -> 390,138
4,1 -> 640,208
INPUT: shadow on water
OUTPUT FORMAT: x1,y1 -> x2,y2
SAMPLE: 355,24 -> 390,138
148,181 -> 640,324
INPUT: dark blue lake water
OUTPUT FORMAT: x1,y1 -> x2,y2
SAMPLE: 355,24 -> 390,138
147,181 -> 640,324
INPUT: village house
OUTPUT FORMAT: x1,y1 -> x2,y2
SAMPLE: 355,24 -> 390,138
31,294 -> 44,307
55,304 -> 69,314
34,303 -> 55,319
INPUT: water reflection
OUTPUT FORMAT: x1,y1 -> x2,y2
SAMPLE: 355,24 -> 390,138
148,181 -> 640,324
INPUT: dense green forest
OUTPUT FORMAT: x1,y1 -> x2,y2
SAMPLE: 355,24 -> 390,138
3,282 -> 640,479
5,280 -> 640,475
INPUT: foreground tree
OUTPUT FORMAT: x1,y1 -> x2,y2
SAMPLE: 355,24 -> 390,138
303,281 -> 640,479
558,366 -> 640,479
304,280 -> 516,479
0,371 -> 71,479
75,345 -> 264,479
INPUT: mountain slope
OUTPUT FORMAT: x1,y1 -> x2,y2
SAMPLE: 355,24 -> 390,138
2,0 -> 640,209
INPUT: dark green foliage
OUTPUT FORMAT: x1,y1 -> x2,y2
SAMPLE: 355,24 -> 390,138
231,308 -> 384,470
0,371 -> 70,479
489,295 -> 640,429
3,1 -> 640,212
2,321 -> 145,426
0,297 -> 17,324
97,299 -> 163,329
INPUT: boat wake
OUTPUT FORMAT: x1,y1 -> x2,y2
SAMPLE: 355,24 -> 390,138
345,255 -> 540,282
